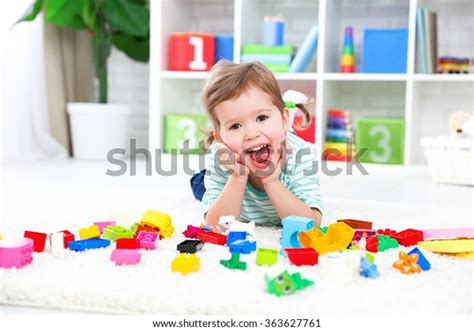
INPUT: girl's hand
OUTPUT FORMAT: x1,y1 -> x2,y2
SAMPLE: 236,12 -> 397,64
260,140 -> 288,187
215,143 -> 250,178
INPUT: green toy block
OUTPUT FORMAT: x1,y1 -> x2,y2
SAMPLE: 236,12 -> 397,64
256,248 -> 278,266
317,226 -> 328,234
102,226 -> 133,242
265,271 -> 314,297
342,45 -> 354,55
163,113 -> 208,154
365,252 -> 375,263
220,253 -> 247,270
241,44 -> 293,55
355,117 -> 405,164
377,234 -> 399,252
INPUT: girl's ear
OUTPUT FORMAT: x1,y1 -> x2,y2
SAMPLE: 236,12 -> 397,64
282,107 -> 291,131
213,131 -> 222,143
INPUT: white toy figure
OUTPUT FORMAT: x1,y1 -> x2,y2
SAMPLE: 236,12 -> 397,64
358,236 -> 367,250
218,215 -> 235,232
218,215 -> 256,239
50,232 -> 65,258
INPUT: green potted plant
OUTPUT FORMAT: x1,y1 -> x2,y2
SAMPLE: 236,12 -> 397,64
16,0 -> 150,159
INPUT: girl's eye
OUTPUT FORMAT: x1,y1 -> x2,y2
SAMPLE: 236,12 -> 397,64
229,123 -> 241,130
257,115 -> 268,122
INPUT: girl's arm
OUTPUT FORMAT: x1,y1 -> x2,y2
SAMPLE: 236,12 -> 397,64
263,180 -> 322,227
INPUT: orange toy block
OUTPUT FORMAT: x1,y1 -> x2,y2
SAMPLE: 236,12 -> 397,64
298,222 -> 355,255
79,225 -> 101,240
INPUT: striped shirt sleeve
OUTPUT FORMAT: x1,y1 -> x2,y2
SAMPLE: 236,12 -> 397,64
287,143 -> 324,214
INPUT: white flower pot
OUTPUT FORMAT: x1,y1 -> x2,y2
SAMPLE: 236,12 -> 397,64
67,103 -> 132,160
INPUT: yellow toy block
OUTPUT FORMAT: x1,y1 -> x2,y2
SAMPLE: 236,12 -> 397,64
79,225 -> 101,240
140,209 -> 174,238
171,253 -> 200,275
418,239 -> 474,254
341,54 -> 354,66
298,222 -> 355,255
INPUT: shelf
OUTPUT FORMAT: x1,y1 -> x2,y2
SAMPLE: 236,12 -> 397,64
274,73 -> 318,81
323,73 -> 408,81
413,74 -> 474,82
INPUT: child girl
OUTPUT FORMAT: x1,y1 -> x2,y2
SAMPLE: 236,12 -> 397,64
191,61 -> 323,228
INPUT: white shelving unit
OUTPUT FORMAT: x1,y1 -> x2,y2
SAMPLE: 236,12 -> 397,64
149,0 -> 474,165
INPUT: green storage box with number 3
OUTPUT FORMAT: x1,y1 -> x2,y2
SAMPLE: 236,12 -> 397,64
355,117 -> 405,164
163,113 -> 208,154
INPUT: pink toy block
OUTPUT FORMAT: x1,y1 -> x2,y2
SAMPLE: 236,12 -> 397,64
137,231 -> 159,250
94,221 -> 117,234
110,249 -> 141,266
353,229 -> 377,242
182,225 -> 205,238
0,238 -> 34,268
422,228 -> 474,240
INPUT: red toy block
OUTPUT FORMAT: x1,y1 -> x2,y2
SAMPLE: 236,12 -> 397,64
328,109 -> 351,118
337,219 -> 372,230
116,238 -> 139,249
377,228 -> 397,237
293,115 -> 316,144
284,248 -> 318,266
52,230 -> 75,249
24,231 -> 47,252
183,225 -> 205,239
169,32 -> 215,71
392,229 -> 423,247
366,236 -> 378,253
196,231 -> 227,245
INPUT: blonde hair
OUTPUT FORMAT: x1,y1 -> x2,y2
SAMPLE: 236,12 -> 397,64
201,61 -> 312,148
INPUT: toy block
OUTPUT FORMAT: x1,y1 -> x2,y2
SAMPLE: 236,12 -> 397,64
196,231 -> 227,245
137,231 -> 159,250
0,238 -> 34,269
169,32 -> 214,71
377,234 -> 399,252
355,117 -> 405,164
171,253 -> 200,275
132,223 -> 160,239
293,115 -> 316,143
93,221 -> 116,234
284,248 -> 318,266
24,231 -> 47,252
418,239 -> 474,254
177,239 -> 204,254
228,219 -> 256,238
140,210 -> 174,239
50,232 -> 65,258
102,225 -> 133,242
182,225 -> 205,238
50,230 -> 75,249
220,252 -> 247,271
359,256 -> 380,278
422,228 -> 474,240
110,249 -> 141,266
116,238 -> 139,250
281,216 -> 314,249
214,34 -> 234,62
408,247 -> 430,271
366,236 -> 378,253
392,229 -> 423,246
337,219 -> 372,230
299,222 -> 355,255
365,252 -> 375,263
227,231 -> 247,244
377,228 -> 397,237
228,240 -> 256,254
68,238 -> 110,252
393,251 -> 421,274
353,229 -> 377,242
256,248 -> 278,266
79,225 -> 101,240
163,113 -> 208,154
265,270 -> 314,297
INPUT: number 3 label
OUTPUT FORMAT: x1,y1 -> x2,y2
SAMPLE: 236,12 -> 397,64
177,118 -> 197,149
368,125 -> 392,163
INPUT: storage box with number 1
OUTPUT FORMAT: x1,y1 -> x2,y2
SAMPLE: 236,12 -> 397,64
163,113 -> 208,154
355,118 -> 405,164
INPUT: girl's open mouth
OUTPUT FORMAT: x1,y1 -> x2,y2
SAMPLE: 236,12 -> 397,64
245,144 -> 272,169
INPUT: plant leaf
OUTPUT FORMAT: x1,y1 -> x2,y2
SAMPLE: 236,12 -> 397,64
14,0 -> 43,26
102,0 -> 149,37
45,0 -> 86,28
81,0 -> 98,32
112,32 -> 149,62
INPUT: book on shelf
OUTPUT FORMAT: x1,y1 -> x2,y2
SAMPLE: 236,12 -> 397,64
416,8 -> 438,74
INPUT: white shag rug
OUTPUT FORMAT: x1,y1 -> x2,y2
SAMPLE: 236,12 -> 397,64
1,196 -> 473,315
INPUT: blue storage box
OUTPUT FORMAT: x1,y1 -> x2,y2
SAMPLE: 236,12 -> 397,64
361,28 -> 408,73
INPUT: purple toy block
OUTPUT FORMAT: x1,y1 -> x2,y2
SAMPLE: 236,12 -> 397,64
110,249 -> 141,266
137,231 -> 159,250
93,221 -> 117,234
182,225 -> 205,238
0,238 -> 34,269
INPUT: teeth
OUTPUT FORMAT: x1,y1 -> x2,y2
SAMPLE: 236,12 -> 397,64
247,144 -> 267,152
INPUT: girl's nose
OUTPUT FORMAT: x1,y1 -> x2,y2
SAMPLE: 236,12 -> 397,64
244,125 -> 260,140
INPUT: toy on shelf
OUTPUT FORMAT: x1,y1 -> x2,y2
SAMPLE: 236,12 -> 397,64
140,209 -> 174,238
289,25 -> 318,73
214,34 -> 234,62
79,225 -> 101,240
340,26 -> 355,73
265,268 -> 314,297
392,251 -> 422,274
408,247 -> 430,271
256,248 -> 278,267
111,249 -> 141,266
68,238 -> 110,252
323,110 -> 355,162
359,256 -> 380,278
24,231 -> 47,253
0,238 -> 34,269
171,253 -> 200,275
263,15 -> 285,47
437,57 -> 471,74
169,32 -> 214,71
241,44 -> 293,73
298,222 -> 355,255
281,216 -> 314,250
102,225 -> 133,242
93,221 -> 116,234
220,252 -> 247,271
137,231 -> 159,250
163,113 -> 208,154
177,240 -> 204,254
284,248 -> 318,266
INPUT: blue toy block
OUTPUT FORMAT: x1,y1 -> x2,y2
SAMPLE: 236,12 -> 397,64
227,231 -> 247,245
214,34 -> 234,62
68,238 -> 110,252
228,240 -> 256,254
359,256 -> 380,279
408,247 -> 431,271
281,216 -> 314,249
